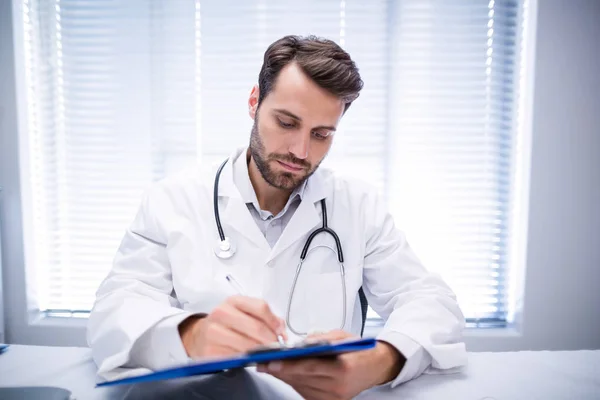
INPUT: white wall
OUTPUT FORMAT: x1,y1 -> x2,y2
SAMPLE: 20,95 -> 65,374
466,0 -> 600,352
521,0 -> 600,350
0,0 -> 16,344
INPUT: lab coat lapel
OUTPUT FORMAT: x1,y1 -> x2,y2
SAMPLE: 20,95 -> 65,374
218,149 -> 270,251
266,170 -> 328,263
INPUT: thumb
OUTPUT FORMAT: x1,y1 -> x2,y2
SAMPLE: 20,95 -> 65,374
307,329 -> 354,342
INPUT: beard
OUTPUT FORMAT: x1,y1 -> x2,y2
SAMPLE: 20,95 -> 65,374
249,119 -> 321,191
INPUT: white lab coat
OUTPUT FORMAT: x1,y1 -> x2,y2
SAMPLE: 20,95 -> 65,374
88,147 -> 467,386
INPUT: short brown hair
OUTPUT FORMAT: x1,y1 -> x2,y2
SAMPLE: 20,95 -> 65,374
258,35 -> 363,112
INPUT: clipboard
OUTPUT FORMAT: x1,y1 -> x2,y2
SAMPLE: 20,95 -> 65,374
0,344 -> 9,354
97,337 -> 376,387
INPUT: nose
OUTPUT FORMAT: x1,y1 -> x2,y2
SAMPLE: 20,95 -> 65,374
288,130 -> 310,160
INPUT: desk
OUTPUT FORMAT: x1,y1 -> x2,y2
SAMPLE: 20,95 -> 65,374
0,345 -> 598,399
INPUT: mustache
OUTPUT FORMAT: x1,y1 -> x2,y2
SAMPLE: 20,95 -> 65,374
269,153 -> 311,169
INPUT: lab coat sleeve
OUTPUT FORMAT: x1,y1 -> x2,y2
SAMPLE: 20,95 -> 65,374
87,185 -> 195,377
362,193 -> 468,387
128,314 -> 193,370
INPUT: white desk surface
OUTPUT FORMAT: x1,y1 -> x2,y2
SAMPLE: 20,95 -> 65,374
0,345 -> 599,399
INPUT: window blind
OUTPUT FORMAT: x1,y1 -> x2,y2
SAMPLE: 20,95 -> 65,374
19,0 -> 527,325
387,0 -> 525,325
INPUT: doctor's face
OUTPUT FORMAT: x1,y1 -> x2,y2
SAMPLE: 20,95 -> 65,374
248,63 -> 345,191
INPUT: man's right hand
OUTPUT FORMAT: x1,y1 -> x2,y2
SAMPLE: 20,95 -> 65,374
178,295 -> 287,359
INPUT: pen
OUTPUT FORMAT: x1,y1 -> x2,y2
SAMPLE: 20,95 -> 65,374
225,274 -> 286,347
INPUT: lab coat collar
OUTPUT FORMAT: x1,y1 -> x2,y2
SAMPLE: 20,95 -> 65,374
266,170 -> 328,262
217,148 -> 268,250
217,147 -> 329,259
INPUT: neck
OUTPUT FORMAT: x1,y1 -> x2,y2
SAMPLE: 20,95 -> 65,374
247,153 -> 292,215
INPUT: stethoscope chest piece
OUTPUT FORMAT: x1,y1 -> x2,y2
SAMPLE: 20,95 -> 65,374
214,237 -> 236,259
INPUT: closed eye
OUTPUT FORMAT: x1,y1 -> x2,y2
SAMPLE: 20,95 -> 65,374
277,118 -> 295,129
312,131 -> 332,140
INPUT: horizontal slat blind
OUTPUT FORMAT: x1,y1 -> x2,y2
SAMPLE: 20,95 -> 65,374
23,0 -> 198,310
20,0 -> 526,324
388,0 -> 523,323
198,0 -> 389,194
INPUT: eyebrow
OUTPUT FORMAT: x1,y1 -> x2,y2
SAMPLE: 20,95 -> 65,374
273,108 -> 337,132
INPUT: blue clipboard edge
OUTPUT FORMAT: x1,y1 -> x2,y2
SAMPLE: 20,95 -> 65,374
96,337 -> 376,388
0,344 -> 9,354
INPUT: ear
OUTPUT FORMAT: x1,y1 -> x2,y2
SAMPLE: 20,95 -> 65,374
248,84 -> 259,120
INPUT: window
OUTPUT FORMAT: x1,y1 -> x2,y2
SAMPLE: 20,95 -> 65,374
17,0 -> 530,327
386,0 -> 531,327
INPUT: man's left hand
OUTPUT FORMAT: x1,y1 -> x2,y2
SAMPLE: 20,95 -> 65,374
256,330 -> 404,400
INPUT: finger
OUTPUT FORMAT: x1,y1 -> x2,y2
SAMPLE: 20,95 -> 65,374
204,323 -> 258,355
307,329 -> 355,342
213,303 -> 277,345
257,366 -> 334,394
273,358 -> 342,377
290,383 -> 332,400
228,296 -> 284,335
279,320 -> 289,341
263,369 -> 334,386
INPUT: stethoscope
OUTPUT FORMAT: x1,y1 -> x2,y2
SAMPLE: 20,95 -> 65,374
212,158 -> 346,336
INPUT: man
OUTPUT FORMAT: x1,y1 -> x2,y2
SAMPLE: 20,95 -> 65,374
88,35 -> 467,399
